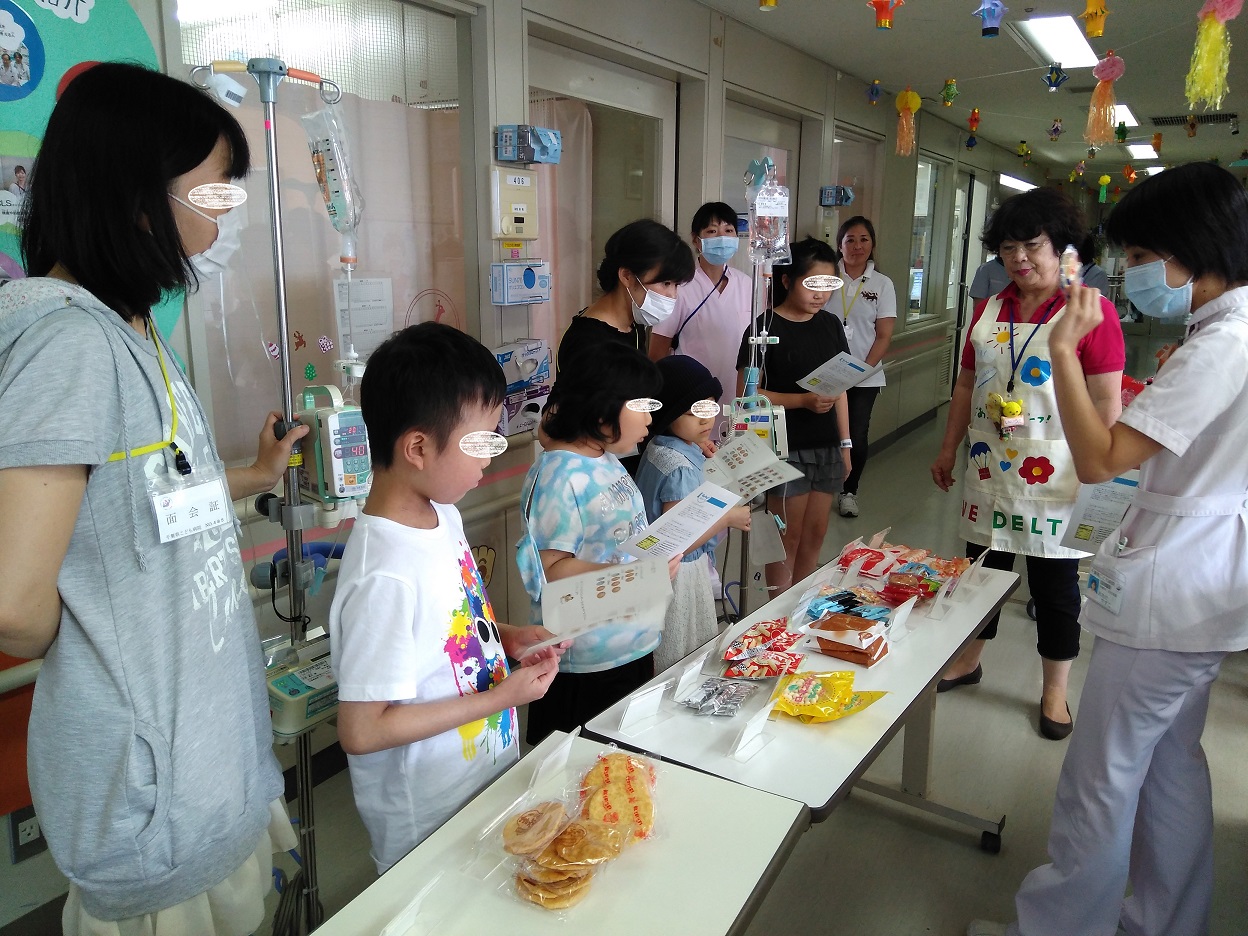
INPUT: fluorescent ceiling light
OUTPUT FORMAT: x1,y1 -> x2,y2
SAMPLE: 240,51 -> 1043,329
1126,143 -> 1157,159
1114,105 -> 1139,128
999,174 -> 1037,192
1012,16 -> 1099,69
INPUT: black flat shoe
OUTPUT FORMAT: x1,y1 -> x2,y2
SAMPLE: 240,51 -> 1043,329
936,663 -> 983,693
1040,703 -> 1074,740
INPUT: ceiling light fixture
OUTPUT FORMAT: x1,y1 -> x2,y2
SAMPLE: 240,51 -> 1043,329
1113,104 -> 1139,128
759,0 -> 777,9
1007,16 -> 1099,69
999,173 -> 1038,192
1126,144 -> 1157,159
1143,166 -> 1166,175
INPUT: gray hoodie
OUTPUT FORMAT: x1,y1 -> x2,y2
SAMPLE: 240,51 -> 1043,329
0,279 -> 281,921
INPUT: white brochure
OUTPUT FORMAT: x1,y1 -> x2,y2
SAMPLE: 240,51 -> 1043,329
526,557 -> 673,653
1059,470 -> 1140,553
623,481 -> 741,561
703,431 -> 803,500
797,351 -> 883,397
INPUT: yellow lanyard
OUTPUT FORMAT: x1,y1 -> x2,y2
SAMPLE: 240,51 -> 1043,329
108,321 -> 190,474
840,273 -> 866,324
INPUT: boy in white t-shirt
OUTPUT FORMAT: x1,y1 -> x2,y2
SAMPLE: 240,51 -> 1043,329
330,322 -> 562,874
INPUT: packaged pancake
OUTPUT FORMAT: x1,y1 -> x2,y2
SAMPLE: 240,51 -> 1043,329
770,671 -> 887,724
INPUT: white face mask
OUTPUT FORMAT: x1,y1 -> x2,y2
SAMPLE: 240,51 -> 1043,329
627,277 -> 677,327
170,193 -> 244,279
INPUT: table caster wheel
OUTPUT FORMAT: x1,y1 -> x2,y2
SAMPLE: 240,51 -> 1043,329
981,830 -> 1002,854
1026,598 -> 1037,621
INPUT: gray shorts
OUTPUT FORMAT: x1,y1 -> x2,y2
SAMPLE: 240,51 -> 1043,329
775,446 -> 845,497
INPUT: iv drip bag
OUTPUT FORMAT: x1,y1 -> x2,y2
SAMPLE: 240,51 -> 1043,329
301,103 -> 364,260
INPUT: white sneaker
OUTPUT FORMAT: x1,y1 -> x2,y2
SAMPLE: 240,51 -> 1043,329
838,492 -> 859,517
967,923 -> 1010,936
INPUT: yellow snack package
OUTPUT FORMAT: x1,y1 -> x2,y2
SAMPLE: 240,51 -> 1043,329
769,671 -> 887,724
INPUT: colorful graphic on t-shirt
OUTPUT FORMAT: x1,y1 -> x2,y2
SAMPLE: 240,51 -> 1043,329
444,546 -> 514,761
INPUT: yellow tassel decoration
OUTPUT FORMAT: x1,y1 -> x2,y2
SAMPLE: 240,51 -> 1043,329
896,88 -> 921,156
1186,0 -> 1243,110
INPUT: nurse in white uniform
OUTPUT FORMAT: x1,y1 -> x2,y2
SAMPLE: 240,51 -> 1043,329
969,163 -> 1248,936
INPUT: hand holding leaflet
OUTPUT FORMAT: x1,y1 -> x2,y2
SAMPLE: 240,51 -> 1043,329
797,351 -> 883,398
622,482 -> 741,561
703,431 -> 802,500
1059,470 -> 1140,552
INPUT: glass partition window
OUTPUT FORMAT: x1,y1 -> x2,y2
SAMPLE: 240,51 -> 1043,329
907,159 -> 939,322
829,128 -> 882,237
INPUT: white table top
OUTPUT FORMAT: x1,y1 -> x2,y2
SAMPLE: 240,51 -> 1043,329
314,731 -> 809,936
584,565 -> 1019,817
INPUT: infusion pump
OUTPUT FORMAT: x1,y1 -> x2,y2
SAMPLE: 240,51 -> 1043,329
297,384 -> 371,505
729,397 -> 789,460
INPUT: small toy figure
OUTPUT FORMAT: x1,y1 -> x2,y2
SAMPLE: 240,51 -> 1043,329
1049,118 -> 1065,141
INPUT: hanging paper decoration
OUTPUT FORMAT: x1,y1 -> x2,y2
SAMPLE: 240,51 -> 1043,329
1080,0 -> 1109,38
1123,164 -> 1137,184
941,78 -> 960,106
1085,51 -> 1125,147
1152,132 -> 1163,153
966,135 -> 979,149
1186,114 -> 1200,136
869,0 -> 904,29
1088,145 -> 1099,158
1016,140 -> 1032,159
1112,185 -> 1123,202
1043,62 -> 1069,92
1075,160 -> 1086,176
1098,173 -> 1112,202
966,107 -> 980,148
1186,0 -> 1244,110
974,0 -> 1008,37
896,87 -> 921,155
1069,170 -> 1078,182
868,79 -> 883,105
1115,121 -> 1129,143
1049,118 -> 1065,141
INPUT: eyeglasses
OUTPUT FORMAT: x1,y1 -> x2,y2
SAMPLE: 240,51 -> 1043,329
998,238 -> 1053,259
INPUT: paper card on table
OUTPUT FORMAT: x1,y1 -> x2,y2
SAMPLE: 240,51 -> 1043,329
925,577 -> 957,621
703,431 -> 803,500
675,651 -> 711,701
888,596 -> 918,642
379,873 -> 444,936
530,727 -> 579,790
868,526 -> 891,549
623,481 -> 741,561
796,351 -> 884,397
1059,470 -> 1140,553
951,548 -> 990,598
535,557 -> 672,648
619,680 -> 672,733
729,702 -> 774,762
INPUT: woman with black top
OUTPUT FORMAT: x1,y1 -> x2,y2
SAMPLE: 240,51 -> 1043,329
736,236 -> 851,594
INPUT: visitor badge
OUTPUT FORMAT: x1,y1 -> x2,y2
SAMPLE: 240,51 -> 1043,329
1085,564 -> 1124,615
843,324 -> 855,343
147,461 -> 232,544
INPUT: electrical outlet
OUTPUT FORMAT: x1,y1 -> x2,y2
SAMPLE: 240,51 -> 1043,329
8,805 -> 48,863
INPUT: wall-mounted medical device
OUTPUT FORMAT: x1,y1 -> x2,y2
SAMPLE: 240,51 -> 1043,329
297,384 -> 371,506
491,167 -> 540,240
819,184 -> 855,207
496,124 -> 562,164
490,260 -> 552,305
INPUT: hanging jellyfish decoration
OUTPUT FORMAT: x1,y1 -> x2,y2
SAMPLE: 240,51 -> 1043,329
868,79 -> 883,105
1098,173 -> 1112,203
1186,113 -> 1200,136
1152,132 -> 1164,153
1049,117 -> 1065,141
973,0 -> 1008,37
941,78 -> 960,106
869,0 -> 904,29
896,87 -> 921,155
1115,120 -> 1129,143
1080,0 -> 1109,38
1186,0 -> 1245,111
1124,163 -> 1137,184
1043,62 -> 1069,92
966,107 -> 981,149
1085,51 -> 1125,147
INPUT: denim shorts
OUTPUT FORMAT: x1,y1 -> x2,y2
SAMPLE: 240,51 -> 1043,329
775,446 -> 845,497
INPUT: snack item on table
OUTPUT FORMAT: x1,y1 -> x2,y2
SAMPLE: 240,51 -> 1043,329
926,556 -> 970,578
835,545 -> 895,577
770,670 -> 887,724
813,634 -> 889,667
516,869 -> 595,909
548,819 -> 625,865
580,751 -> 656,793
723,618 -> 792,660
503,800 -> 568,856
723,650 -> 804,679
581,775 -> 655,844
681,677 -> 758,716
519,860 -> 594,884
880,569 -> 943,604
808,616 -> 889,666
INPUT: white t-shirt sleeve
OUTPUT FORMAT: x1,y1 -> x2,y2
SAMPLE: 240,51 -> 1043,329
876,272 -> 898,321
1118,319 -> 1248,457
333,572 -> 423,702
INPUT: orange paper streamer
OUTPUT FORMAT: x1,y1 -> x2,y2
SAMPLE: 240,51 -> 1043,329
896,87 -> 921,155
1085,51 -> 1125,147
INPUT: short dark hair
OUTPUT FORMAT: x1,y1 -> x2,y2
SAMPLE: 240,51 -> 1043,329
596,219 -> 695,293
542,343 -> 661,446
13,165 -> 24,174
20,62 -> 250,321
691,201 -> 739,235
1106,162 -> 1248,283
772,236 -> 839,306
836,215 -> 877,258
360,322 -> 506,469
981,187 -> 1085,256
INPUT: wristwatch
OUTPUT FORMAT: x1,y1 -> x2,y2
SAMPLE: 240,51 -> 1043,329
839,439 -> 853,448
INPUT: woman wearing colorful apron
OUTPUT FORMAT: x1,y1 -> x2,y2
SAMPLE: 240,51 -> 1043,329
968,161 -> 1248,936
931,188 -> 1124,740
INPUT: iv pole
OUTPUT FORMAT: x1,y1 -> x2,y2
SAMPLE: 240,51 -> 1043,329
192,58 -> 343,934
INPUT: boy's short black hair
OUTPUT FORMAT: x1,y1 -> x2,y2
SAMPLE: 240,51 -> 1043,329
1106,161 -> 1248,283
361,322 -> 506,469
981,187 -> 1085,256
596,218 -> 695,293
691,201 -> 739,235
772,236 -> 839,307
542,343 -> 661,446
20,62 -> 250,320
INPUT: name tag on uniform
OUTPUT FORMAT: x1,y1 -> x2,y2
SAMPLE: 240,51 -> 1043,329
148,468 -> 231,544
1086,565 -> 1125,615
843,324 -> 856,343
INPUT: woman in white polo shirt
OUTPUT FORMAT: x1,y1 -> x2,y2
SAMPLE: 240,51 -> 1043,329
826,216 -> 896,518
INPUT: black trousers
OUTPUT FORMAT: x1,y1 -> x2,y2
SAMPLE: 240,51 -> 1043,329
843,386 -> 880,495
966,542 -> 1081,662
524,653 -> 655,746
